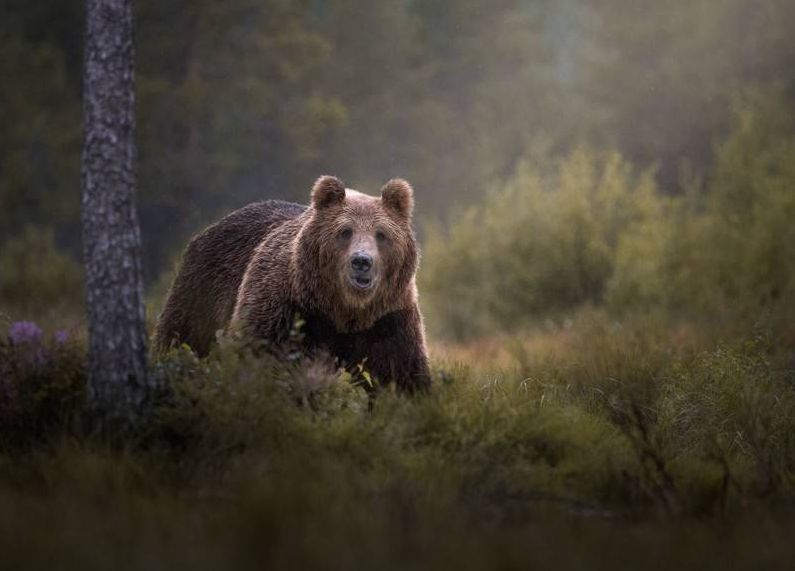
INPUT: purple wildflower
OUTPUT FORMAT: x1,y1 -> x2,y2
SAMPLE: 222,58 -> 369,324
54,329 -> 70,344
8,321 -> 44,345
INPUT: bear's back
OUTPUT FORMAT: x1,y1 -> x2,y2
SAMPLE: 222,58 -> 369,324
208,200 -> 306,240
180,199 -> 306,287
155,199 -> 307,355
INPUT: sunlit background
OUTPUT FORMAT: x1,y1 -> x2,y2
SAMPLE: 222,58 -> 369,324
3,3 -> 795,567
2,0 -> 794,342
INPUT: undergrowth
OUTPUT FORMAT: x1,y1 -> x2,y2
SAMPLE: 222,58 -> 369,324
0,317 -> 794,569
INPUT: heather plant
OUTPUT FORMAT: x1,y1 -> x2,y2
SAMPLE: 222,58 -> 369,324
0,321 -> 85,448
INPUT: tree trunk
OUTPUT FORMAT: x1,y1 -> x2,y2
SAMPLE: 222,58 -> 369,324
81,0 -> 152,426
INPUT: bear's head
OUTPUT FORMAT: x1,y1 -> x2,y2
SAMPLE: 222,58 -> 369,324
295,175 -> 418,329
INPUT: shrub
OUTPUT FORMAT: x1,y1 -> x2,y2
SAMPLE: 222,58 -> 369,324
659,341 -> 795,500
0,227 -> 84,323
422,90 -> 795,339
696,90 -> 795,315
0,321 -> 85,448
422,149 -> 660,339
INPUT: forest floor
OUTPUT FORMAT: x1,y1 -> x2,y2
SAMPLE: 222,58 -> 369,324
1,312 -> 795,570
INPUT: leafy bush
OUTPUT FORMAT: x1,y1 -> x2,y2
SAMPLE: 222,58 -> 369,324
609,89 -> 795,321
149,342 -> 371,470
658,341 -> 795,503
0,227 -> 84,323
422,149 -> 659,339
422,90 -> 795,340
694,90 -> 795,314
0,318 -> 792,568
0,321 -> 85,448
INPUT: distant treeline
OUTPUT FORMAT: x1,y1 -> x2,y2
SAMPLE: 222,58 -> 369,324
422,89 -> 795,338
1,0 -> 794,290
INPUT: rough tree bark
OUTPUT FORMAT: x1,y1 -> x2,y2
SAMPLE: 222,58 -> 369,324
81,0 -> 152,425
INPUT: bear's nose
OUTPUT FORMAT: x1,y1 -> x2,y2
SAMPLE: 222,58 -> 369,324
351,252 -> 373,272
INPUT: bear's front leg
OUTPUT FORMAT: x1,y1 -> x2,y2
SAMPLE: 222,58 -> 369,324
348,305 -> 431,394
230,248 -> 296,346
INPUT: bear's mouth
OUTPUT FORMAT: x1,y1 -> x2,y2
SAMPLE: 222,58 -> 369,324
349,273 -> 375,291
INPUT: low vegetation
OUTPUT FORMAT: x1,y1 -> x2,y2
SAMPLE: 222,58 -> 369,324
0,311 -> 793,569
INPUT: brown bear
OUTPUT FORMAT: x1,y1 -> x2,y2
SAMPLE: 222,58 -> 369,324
154,175 -> 431,392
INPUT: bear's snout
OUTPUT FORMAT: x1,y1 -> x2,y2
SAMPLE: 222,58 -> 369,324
351,252 -> 373,273
349,250 -> 376,290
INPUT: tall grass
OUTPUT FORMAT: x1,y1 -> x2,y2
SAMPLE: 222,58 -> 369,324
1,315 -> 794,569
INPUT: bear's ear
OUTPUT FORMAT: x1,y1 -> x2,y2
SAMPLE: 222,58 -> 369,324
380,178 -> 414,219
311,175 -> 346,209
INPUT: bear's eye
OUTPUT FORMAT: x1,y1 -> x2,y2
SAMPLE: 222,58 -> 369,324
339,227 -> 353,240
376,230 -> 388,243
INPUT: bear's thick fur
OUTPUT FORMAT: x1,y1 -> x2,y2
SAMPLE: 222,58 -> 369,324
154,176 -> 431,392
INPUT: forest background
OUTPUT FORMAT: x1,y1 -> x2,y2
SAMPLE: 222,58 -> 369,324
3,0 -> 795,337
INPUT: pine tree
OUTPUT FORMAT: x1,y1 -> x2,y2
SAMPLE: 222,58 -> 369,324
81,0 -> 152,427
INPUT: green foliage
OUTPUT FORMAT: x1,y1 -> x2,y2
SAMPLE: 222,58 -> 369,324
609,89 -> 795,321
698,89 -> 795,312
149,343 -> 370,467
0,323 -> 85,448
424,90 -> 795,339
0,5 -> 81,250
135,0 -> 346,273
658,342 -> 795,501
422,149 -> 658,338
0,227 -> 84,322
4,0 -> 795,283
0,319 -> 793,567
